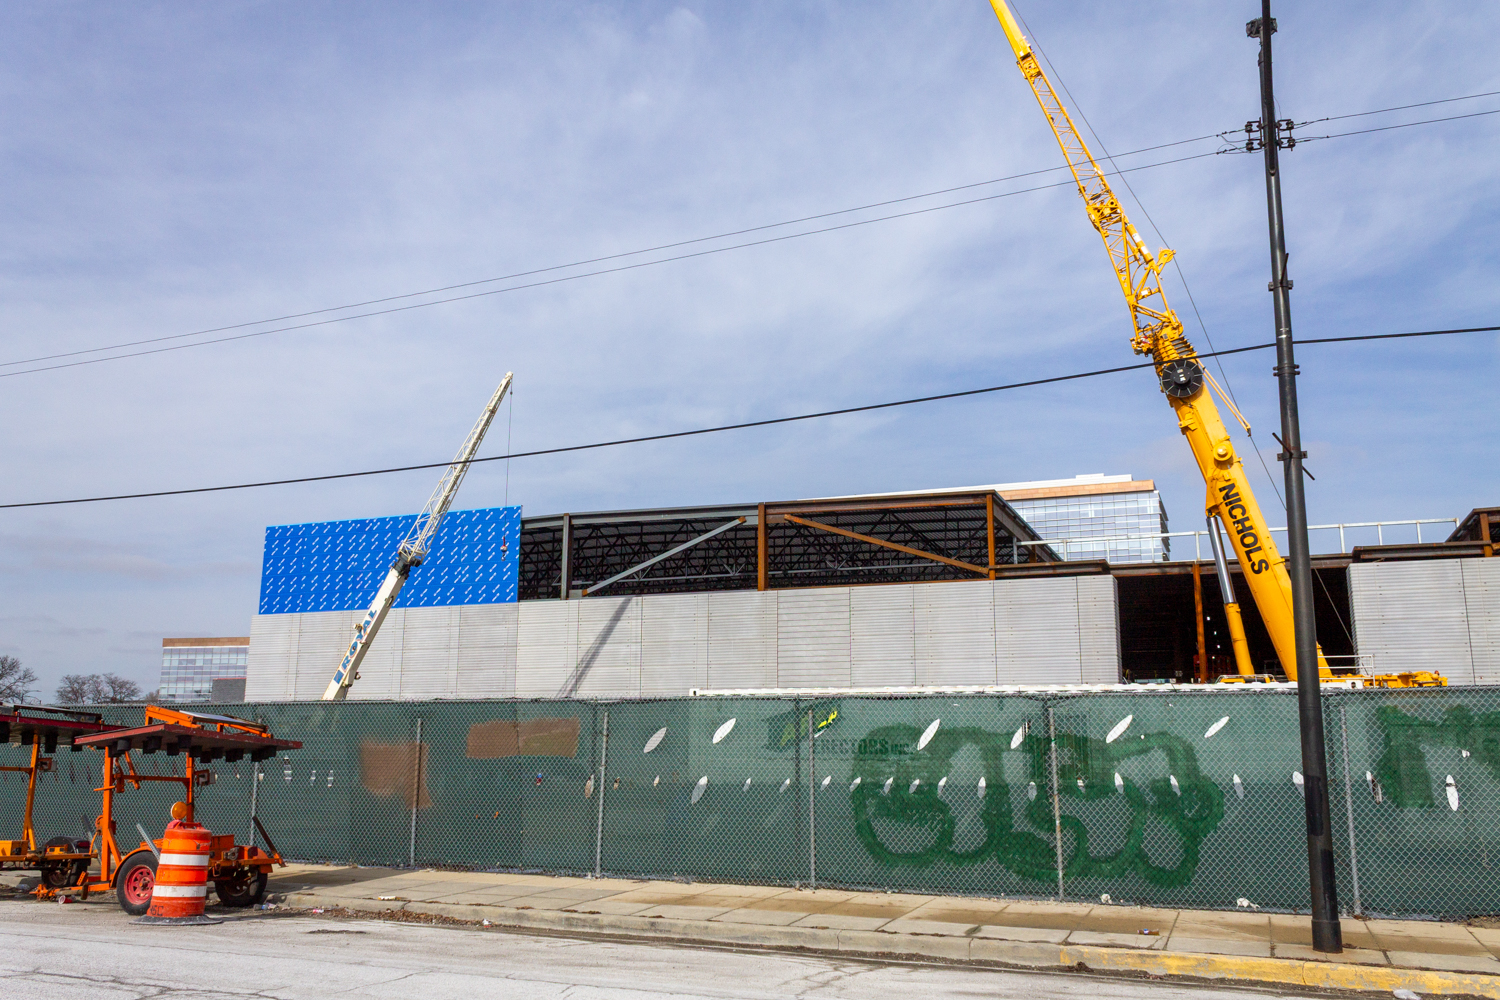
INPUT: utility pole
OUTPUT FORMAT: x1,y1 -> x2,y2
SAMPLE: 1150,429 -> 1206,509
1247,2 -> 1342,953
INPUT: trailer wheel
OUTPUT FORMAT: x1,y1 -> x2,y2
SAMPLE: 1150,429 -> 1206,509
115,852 -> 157,915
214,870 -> 268,908
39,837 -> 74,888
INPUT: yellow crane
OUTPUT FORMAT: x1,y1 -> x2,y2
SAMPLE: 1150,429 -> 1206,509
985,2 -> 1446,688
986,0 -> 1309,680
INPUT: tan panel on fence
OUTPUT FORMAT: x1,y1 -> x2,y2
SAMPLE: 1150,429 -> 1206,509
465,717 -> 581,759
359,741 -> 431,809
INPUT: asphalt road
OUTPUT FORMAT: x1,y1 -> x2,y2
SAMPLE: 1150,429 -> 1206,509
0,900 -> 1327,1000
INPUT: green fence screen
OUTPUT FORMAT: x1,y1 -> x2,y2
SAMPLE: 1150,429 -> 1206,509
3,687 -> 1496,919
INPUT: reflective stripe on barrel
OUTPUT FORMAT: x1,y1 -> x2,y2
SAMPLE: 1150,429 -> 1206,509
159,853 -> 209,867
146,820 -> 212,919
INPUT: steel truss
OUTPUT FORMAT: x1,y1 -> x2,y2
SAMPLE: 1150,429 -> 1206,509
518,491 -> 1057,601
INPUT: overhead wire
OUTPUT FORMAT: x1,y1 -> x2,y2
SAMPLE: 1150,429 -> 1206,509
4,88 -> 1494,378
1293,106 -> 1500,144
0,151 -> 1225,380
1011,5 -> 1288,509
1,324 -> 1490,511
0,141 -> 1224,373
1291,88 -> 1500,127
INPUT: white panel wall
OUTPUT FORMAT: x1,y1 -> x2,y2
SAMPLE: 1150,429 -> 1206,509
1465,560 -> 1500,684
850,585 -> 916,687
246,613 -> 299,701
456,604 -> 518,698
1350,561 -> 1477,681
705,591 -> 777,689
1077,575 -> 1123,684
915,580 -> 995,685
995,576 -> 1079,684
289,610 -> 358,700
568,597 -> 641,698
776,589 -> 851,688
401,606 -> 459,699
245,574 -> 1123,700
515,601 -> 577,697
641,593 -> 709,696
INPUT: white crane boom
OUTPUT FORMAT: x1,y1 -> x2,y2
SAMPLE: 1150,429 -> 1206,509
323,372 -> 514,701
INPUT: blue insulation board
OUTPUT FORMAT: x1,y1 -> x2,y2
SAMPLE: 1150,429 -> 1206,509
258,506 -> 520,614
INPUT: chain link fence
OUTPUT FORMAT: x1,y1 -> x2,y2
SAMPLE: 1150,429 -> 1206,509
3,687 -> 1497,918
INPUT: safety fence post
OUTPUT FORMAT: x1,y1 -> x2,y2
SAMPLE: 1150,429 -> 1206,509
595,707 -> 609,879
1338,702 -> 1364,916
248,761 -> 260,849
1047,703 -> 1064,900
409,717 -> 422,867
808,709 -> 816,890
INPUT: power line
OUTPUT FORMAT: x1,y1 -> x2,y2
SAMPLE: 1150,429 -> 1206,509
1010,5 -> 1289,513
1292,88 -> 1500,127
1296,106 -> 1500,144
3,324 -> 1491,511
1,151 -> 1224,379
7,87 -> 1493,377
0,142 -> 1223,373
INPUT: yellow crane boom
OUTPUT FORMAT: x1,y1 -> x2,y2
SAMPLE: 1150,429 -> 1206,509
986,0 -> 1320,680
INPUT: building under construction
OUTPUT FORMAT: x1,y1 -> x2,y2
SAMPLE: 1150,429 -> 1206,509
242,478 -> 1499,700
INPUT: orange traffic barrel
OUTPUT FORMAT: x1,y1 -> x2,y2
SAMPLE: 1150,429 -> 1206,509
137,820 -> 220,925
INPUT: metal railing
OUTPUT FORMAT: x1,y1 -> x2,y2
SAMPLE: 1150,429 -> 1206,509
1016,517 -> 1460,561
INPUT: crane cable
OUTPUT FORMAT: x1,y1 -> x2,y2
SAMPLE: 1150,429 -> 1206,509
1010,6 -> 1293,516
1012,3 -> 1404,649
0,324 -> 1491,511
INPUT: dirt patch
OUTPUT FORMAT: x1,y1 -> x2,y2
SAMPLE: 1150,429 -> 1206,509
293,905 -> 494,928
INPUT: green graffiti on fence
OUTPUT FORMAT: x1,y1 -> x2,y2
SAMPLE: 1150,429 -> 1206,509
1373,704 -> 1500,808
849,723 -> 1223,887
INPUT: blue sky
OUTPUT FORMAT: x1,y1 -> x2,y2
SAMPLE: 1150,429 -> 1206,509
2,1 -> 1496,696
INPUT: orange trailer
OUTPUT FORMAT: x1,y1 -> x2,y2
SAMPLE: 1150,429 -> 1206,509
0,704 -> 119,889
65,705 -> 301,914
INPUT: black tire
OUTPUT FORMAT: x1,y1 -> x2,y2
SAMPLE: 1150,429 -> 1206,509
39,837 -> 75,889
115,852 -> 157,916
214,870 -> 268,908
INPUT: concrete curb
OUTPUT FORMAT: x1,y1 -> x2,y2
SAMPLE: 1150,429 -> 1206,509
282,891 -> 1500,998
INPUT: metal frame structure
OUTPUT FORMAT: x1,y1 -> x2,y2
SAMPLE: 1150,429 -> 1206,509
518,490 -> 1059,601
0,705 -> 116,887
1449,507 -> 1498,558
61,706 -> 301,910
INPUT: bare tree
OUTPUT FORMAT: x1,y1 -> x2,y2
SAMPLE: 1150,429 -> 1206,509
0,655 -> 38,702
100,673 -> 142,703
56,674 -> 102,704
56,672 -> 144,705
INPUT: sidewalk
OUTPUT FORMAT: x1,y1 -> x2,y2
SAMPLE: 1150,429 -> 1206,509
268,864 -> 1500,997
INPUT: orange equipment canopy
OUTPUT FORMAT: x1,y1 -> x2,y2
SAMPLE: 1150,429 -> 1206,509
73,710 -> 300,761
0,704 -> 118,751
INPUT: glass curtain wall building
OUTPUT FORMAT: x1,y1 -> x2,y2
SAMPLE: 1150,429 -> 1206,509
160,637 -> 250,703
995,474 -> 1169,563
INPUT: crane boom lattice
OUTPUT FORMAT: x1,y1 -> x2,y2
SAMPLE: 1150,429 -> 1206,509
322,372 -> 514,701
986,1 -> 1321,680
